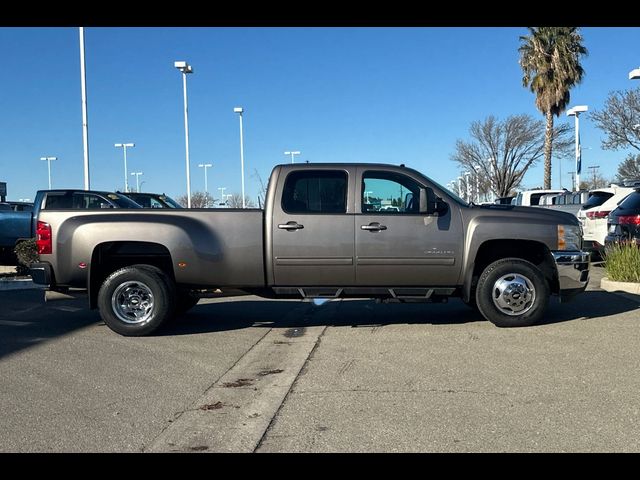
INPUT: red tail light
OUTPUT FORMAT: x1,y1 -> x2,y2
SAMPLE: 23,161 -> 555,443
618,215 -> 640,225
36,221 -> 52,254
586,210 -> 610,219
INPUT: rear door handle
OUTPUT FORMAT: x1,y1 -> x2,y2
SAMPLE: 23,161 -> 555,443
278,221 -> 304,230
361,222 -> 387,232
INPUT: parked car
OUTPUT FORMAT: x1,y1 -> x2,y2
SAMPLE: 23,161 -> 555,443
0,201 -> 34,212
0,190 -> 140,265
512,189 -> 567,207
120,192 -> 183,209
577,186 -> 636,255
604,189 -> 640,247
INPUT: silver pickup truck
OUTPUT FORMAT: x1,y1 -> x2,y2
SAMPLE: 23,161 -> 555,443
30,163 -> 590,336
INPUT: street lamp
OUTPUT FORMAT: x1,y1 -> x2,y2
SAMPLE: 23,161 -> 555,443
198,163 -> 212,197
79,27 -> 90,190
284,150 -> 301,164
629,67 -> 640,80
130,172 -> 143,192
40,156 -> 57,189
114,143 -> 135,192
175,60 -> 194,208
234,107 -> 246,208
464,172 -> 472,202
566,105 -> 588,191
218,187 -> 227,205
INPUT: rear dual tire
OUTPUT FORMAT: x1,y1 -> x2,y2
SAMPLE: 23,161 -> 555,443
97,264 -> 176,336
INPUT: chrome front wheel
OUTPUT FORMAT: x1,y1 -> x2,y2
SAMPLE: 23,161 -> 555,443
491,273 -> 536,316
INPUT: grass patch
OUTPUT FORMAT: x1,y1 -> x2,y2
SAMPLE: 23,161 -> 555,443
604,242 -> 640,283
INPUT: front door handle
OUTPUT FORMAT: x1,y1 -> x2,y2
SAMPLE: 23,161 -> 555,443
361,222 -> 387,232
278,221 -> 304,231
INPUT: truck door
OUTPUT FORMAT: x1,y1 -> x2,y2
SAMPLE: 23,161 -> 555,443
354,167 -> 463,286
271,168 -> 355,286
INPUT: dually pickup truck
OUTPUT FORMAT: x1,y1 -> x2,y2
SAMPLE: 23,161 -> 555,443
30,163 -> 590,336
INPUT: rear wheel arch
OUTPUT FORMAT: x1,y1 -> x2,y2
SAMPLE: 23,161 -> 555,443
89,241 -> 175,309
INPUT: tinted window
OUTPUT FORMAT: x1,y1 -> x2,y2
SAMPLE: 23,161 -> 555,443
44,193 -> 73,209
582,191 -> 614,209
617,191 -> 640,211
362,171 -> 421,214
282,170 -> 347,214
530,193 -> 546,206
73,193 -> 112,209
108,194 -> 143,208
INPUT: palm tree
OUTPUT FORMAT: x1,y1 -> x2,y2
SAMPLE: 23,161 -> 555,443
519,27 -> 587,189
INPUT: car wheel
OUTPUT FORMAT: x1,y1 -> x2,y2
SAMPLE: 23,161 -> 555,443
476,257 -> 549,328
97,265 -> 176,336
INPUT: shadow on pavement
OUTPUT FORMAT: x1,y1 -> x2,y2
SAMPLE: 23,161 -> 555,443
0,289 -> 100,360
1,288 -> 637,355
160,289 -> 638,336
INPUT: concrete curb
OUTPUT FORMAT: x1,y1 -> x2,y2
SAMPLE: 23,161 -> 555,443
601,277 -> 640,304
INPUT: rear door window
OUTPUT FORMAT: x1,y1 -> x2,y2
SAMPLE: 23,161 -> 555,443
281,170 -> 347,214
583,192 -> 613,209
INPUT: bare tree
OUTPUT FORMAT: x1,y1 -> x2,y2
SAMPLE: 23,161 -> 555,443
451,115 -> 573,198
590,88 -> 640,152
252,168 -> 269,208
226,193 -> 256,208
616,153 -> 640,182
176,191 -> 214,208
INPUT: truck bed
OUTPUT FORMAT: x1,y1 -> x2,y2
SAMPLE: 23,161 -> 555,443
38,209 -> 266,288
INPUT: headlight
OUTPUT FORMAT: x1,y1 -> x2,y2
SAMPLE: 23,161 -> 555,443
557,224 -> 582,251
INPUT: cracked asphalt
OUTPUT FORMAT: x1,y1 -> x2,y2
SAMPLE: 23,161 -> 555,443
1,265 -> 640,452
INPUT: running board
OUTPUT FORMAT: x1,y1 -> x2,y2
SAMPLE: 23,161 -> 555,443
271,287 -> 456,299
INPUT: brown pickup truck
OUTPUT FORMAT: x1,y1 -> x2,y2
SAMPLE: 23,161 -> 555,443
30,163 -> 590,336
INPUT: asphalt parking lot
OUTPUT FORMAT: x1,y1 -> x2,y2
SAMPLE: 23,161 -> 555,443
1,264 -> 639,452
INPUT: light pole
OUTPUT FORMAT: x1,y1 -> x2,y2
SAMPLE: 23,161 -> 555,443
588,165 -> 600,188
464,172 -> 472,202
218,187 -> 227,205
568,171 -> 576,191
457,176 -> 463,198
114,143 -> 135,192
284,150 -> 300,164
234,107 -> 246,208
131,172 -> 143,192
79,27 -> 90,190
40,156 -> 57,189
198,163 -> 212,197
566,105 -> 588,191
175,61 -> 194,208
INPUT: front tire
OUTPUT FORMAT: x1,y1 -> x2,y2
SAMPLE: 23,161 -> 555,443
97,265 -> 176,336
476,258 -> 549,328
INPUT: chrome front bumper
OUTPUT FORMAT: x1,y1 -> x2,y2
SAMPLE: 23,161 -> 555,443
551,251 -> 590,301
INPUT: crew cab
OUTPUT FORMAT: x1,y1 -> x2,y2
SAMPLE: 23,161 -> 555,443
30,163 -> 590,336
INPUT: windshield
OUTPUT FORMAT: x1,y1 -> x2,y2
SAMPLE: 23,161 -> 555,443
109,194 -> 143,208
158,195 -> 183,208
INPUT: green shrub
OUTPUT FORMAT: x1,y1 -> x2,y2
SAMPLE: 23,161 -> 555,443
13,238 -> 38,276
604,241 -> 640,283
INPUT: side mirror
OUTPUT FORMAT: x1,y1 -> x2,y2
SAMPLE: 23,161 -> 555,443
419,187 -> 447,215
